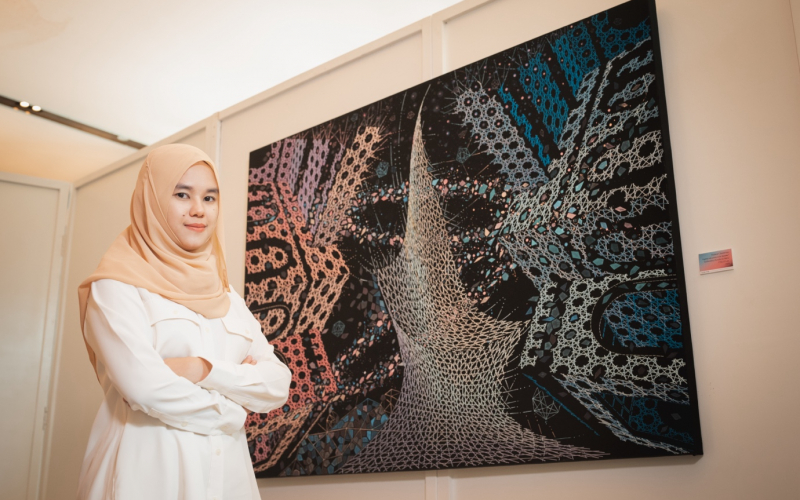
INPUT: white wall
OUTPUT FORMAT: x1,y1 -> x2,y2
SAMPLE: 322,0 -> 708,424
0,173 -> 70,500
45,0 -> 800,498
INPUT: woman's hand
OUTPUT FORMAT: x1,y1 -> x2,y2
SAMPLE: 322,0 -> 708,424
241,355 -> 257,365
163,357 -> 212,383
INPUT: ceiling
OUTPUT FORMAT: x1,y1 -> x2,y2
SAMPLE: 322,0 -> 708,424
0,0 -> 461,182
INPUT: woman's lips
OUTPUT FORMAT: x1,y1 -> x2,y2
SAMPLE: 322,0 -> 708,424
185,224 -> 206,232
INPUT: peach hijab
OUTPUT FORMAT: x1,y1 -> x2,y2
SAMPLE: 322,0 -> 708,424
78,144 -> 230,370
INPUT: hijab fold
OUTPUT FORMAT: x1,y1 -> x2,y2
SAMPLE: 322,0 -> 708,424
78,144 -> 230,372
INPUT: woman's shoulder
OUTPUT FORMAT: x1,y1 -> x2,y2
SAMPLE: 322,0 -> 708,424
90,280 -> 192,326
226,284 -> 243,301
87,280 -> 148,317
90,279 -> 159,309
225,285 -> 253,317
90,278 -> 139,297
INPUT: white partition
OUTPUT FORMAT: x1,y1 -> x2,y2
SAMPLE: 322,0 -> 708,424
0,173 -> 70,500
46,0 -> 800,498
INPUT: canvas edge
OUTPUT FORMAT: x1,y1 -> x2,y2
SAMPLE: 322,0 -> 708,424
647,0 -> 704,456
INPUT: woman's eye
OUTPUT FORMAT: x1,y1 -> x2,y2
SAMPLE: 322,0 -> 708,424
175,192 -> 189,199
204,196 -> 216,202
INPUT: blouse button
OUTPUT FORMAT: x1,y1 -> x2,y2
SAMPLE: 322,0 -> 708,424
215,449 -> 221,456
181,421 -> 188,427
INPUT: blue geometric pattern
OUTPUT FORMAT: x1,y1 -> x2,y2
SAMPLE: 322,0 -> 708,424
592,11 -> 651,59
285,398 -> 390,475
496,85 -> 551,166
519,54 -> 569,141
551,24 -> 600,95
599,393 -> 695,445
601,290 -> 682,349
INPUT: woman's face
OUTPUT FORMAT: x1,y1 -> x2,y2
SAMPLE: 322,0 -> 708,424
166,162 -> 219,252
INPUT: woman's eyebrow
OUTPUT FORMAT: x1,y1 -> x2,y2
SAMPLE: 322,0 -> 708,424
173,185 -> 218,194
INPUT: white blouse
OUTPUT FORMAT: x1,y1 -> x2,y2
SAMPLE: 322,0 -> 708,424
77,279 -> 291,500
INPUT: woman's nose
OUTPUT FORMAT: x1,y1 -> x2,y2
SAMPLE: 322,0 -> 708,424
189,197 -> 205,216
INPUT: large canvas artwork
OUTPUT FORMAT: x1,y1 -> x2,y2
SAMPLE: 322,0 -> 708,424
244,0 -> 702,476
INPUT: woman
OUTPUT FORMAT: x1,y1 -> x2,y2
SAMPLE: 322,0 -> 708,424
76,144 -> 292,500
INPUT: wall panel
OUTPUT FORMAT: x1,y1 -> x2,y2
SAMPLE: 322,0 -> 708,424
793,0 -> 800,68
176,128 -> 207,153
0,174 -> 68,500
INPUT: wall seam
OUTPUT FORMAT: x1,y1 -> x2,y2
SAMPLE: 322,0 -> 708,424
790,0 -> 800,75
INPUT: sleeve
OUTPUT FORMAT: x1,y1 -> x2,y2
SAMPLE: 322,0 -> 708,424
198,297 -> 292,414
84,279 -> 247,435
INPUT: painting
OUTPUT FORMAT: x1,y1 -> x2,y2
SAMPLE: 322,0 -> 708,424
244,0 -> 702,476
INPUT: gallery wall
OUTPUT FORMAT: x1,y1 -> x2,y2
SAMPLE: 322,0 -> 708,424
0,173 -> 70,500
42,0 -> 800,498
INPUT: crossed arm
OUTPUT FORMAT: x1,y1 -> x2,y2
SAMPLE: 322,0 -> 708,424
163,355 -> 257,384
85,280 -> 291,434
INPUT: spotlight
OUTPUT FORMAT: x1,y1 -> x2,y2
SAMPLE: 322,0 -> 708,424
31,105 -> 41,112
19,101 -> 30,108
